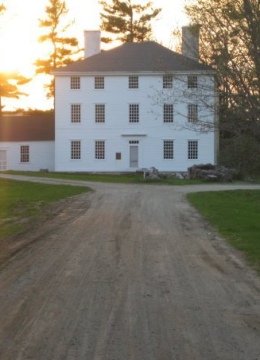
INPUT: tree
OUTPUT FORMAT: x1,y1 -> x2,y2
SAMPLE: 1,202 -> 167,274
0,73 -> 30,114
35,0 -> 81,99
100,0 -> 161,43
185,0 -> 260,127
185,0 -> 260,174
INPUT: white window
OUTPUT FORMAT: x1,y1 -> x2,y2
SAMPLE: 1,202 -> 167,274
95,104 -> 105,123
71,104 -> 81,123
188,75 -> 198,89
163,75 -> 173,89
129,104 -> 139,123
163,104 -> 174,123
129,76 -> 139,89
95,76 -> 104,89
164,140 -> 174,159
188,140 -> 198,159
70,76 -> 80,89
20,145 -> 29,163
188,104 -> 198,123
95,140 -> 105,159
71,140 -> 81,159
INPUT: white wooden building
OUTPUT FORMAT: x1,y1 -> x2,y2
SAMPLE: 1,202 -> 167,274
0,115 -> 55,171
0,28 -> 218,173
53,29 -> 218,173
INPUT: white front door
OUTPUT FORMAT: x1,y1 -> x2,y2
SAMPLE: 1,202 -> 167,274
0,150 -> 7,170
129,145 -> 138,168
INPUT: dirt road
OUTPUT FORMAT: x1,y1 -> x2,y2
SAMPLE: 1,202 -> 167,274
0,175 -> 260,360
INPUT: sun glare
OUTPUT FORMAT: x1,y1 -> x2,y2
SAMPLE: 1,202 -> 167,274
0,0 -> 188,110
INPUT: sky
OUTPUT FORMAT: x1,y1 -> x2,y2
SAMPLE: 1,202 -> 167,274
0,0 -> 189,111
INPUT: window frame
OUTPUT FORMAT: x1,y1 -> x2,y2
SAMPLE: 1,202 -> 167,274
163,104 -> 174,123
70,76 -> 80,89
94,76 -> 104,89
20,145 -> 29,163
128,76 -> 139,89
71,104 -> 81,123
95,140 -> 105,160
188,104 -> 198,123
70,140 -> 81,160
188,140 -> 198,160
95,104 -> 105,123
187,75 -> 198,89
163,140 -> 174,160
163,75 -> 173,89
129,104 -> 139,123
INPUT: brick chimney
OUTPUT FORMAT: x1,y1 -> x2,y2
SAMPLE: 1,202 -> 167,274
182,26 -> 199,61
84,30 -> 101,58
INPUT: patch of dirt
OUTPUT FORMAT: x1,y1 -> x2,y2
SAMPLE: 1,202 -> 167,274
0,178 -> 260,360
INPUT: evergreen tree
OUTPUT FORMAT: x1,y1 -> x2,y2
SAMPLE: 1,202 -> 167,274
100,0 -> 161,43
0,73 -> 30,114
35,0 -> 81,99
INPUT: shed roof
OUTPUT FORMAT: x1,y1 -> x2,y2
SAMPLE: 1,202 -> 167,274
54,41 -> 212,74
0,115 -> 55,142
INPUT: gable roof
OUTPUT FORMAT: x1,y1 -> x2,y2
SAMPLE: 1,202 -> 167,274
0,115 -> 55,142
54,41 -> 212,74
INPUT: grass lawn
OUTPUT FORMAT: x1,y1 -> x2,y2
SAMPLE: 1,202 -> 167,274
0,178 -> 91,237
187,190 -> 260,272
4,170 -> 213,185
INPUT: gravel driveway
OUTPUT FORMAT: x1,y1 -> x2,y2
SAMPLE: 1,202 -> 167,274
0,174 -> 260,360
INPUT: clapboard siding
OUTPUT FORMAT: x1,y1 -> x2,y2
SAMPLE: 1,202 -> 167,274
55,74 -> 215,172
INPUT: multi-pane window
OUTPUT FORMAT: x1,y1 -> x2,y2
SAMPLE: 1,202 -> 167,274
163,104 -> 174,123
188,104 -> 198,123
71,104 -> 81,123
95,140 -> 105,159
163,140 -> 174,159
95,76 -> 104,89
95,104 -> 105,123
188,75 -> 198,89
188,140 -> 198,159
129,104 -> 139,123
20,145 -> 29,163
71,140 -> 81,160
163,75 -> 173,89
129,76 -> 139,89
70,76 -> 80,89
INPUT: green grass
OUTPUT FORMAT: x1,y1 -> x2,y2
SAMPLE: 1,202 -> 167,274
187,190 -> 260,272
4,170 -> 210,185
0,178 -> 91,237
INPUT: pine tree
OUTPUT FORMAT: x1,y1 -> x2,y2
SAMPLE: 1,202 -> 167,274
0,73 -> 30,114
35,0 -> 81,99
100,0 -> 161,43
